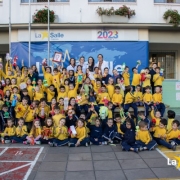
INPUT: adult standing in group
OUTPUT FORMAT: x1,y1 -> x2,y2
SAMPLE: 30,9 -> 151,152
67,58 -> 76,72
149,62 -> 157,94
95,54 -> 108,74
76,56 -> 88,74
88,56 -> 95,72
28,67 -> 39,82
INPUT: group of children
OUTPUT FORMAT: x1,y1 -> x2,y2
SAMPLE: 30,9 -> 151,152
0,58 -> 179,152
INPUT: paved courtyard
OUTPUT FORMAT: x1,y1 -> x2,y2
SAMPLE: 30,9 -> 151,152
0,143 -> 180,180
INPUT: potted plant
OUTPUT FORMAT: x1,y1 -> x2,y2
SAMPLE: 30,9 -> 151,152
163,9 -> 180,27
96,5 -> 135,23
33,6 -> 57,23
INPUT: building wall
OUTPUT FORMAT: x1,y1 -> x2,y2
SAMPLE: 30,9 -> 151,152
1,0 -> 180,24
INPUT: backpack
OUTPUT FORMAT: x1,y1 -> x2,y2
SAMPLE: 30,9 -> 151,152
99,106 -> 108,120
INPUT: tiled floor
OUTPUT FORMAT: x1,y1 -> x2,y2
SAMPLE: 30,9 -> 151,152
1,143 -> 179,180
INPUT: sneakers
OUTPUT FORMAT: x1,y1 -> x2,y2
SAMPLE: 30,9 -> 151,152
172,145 -> 176,151
139,147 -> 144,151
85,142 -> 89,147
23,141 -> 28,145
68,143 -> 74,147
35,141 -> 41,145
102,141 -> 107,145
4,140 -> 11,144
90,142 -> 93,145
171,141 -> 176,146
11,140 -> 16,143
1,139 -> 4,144
134,148 -> 139,153
48,142 -> 54,147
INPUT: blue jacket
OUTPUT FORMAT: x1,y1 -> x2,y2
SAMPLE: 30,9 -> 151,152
102,74 -> 112,84
103,125 -> 117,138
88,125 -> 102,139
120,118 -> 136,144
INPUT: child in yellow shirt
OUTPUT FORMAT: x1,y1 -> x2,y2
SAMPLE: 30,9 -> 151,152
134,85 -> 143,106
153,67 -> 164,88
69,119 -> 89,147
52,68 -> 61,89
142,68 -> 151,93
124,86 -> 138,119
1,118 -> 16,144
33,86 -> 44,101
166,110 -> 175,132
57,85 -> 67,101
136,121 -> 157,151
68,83 -> 79,99
131,67 -> 141,91
97,85 -> 110,106
49,118 -> 69,147
122,66 -> 130,87
105,77 -> 114,100
52,106 -> 66,127
42,65 -> 53,86
112,86 -> 123,108
41,118 -> 55,144
151,119 -> 175,150
166,120 -> 180,149
153,86 -> 165,117
150,106 -> 161,126
12,118 -> 28,143
143,86 -> 153,117
114,115 -> 124,141
24,120 -> 42,145
44,84 -> 56,104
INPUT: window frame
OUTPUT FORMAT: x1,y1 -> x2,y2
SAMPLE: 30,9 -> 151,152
154,0 -> 180,5
20,0 -> 69,4
149,51 -> 177,80
88,0 -> 136,3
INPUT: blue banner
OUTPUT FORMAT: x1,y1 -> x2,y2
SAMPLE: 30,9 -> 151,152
11,41 -> 149,77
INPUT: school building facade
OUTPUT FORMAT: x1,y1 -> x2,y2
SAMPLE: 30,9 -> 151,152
0,0 -> 180,106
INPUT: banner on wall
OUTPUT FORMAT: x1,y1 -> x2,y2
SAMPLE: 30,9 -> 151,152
11,41 -> 148,77
18,29 -> 139,42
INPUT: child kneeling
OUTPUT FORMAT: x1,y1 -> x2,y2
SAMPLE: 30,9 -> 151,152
49,118 -> 69,147
136,121 -> 157,151
69,118 -> 89,147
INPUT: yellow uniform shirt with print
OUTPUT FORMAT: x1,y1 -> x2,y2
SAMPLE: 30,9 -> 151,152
45,88 -> 55,103
25,107 -> 38,122
132,73 -> 141,86
33,92 -> 44,101
54,126 -> 68,140
14,103 -> 29,119
153,74 -> 164,86
116,122 -> 124,134
57,91 -> 67,101
167,118 -> 174,132
68,83 -> 79,99
71,127 -> 87,142
135,130 -> 152,144
27,85 -> 33,100
16,125 -> 28,137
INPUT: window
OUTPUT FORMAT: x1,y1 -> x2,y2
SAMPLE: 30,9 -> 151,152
88,0 -> 136,2
154,0 -> 180,3
21,0 -> 69,2
149,52 -> 176,79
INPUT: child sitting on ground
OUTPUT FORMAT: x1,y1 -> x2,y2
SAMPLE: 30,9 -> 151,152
136,121 -> 157,151
1,118 -> 16,144
69,118 -> 89,147
49,118 -> 69,147
120,115 -> 139,153
12,118 -> 28,143
151,119 -> 176,151
167,110 -> 176,132
88,118 -> 103,145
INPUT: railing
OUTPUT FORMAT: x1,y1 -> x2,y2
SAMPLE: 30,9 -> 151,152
154,0 -> 180,3
88,0 -> 136,2
21,0 -> 69,3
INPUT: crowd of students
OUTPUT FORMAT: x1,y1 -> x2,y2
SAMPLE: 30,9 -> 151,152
0,54 -> 179,152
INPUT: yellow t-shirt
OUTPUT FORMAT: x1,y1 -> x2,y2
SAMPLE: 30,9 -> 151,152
132,73 -> 141,86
